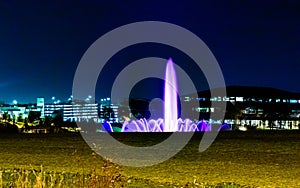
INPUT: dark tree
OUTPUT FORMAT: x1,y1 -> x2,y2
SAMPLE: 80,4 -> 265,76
12,114 -> 16,125
100,105 -> 115,121
17,113 -> 23,122
2,112 -> 8,123
44,116 -> 53,127
129,98 -> 151,119
24,118 -> 29,130
118,101 -> 131,120
52,109 -> 63,126
28,111 -> 41,123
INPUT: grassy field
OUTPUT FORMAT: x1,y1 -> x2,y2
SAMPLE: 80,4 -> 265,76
0,131 -> 299,187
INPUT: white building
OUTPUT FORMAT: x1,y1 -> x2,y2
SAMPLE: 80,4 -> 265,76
44,102 -> 98,122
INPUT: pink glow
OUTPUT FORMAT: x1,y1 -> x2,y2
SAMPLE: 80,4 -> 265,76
102,58 -> 226,132
164,58 -> 178,132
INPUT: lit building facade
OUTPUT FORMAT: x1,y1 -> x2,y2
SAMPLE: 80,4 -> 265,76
98,103 -> 119,123
36,97 -> 45,118
44,103 -> 98,122
182,86 -> 300,130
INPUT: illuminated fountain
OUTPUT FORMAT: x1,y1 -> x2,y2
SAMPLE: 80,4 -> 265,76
103,58 -> 227,132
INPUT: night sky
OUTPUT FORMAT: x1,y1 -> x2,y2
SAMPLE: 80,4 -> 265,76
0,1 -> 299,104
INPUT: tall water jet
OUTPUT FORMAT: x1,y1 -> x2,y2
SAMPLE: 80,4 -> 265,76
164,58 -> 178,132
102,58 -> 226,132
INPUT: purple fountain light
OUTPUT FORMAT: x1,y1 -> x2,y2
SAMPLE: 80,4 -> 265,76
164,58 -> 178,132
103,58 -> 224,132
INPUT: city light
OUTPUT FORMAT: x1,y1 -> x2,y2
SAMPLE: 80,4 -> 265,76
0,89 -> 300,131
13,100 -> 18,105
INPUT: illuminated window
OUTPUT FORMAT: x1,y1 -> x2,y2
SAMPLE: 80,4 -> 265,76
184,97 -> 191,102
195,107 -> 209,112
245,107 -> 256,114
236,97 -> 243,102
210,97 -> 217,101
258,109 -> 263,115
223,97 -> 230,101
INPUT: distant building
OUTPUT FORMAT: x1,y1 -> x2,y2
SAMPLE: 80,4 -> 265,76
36,97 -> 45,118
98,103 -> 119,123
182,86 -> 300,130
0,106 -> 27,120
44,102 -> 98,122
2,86 -> 298,130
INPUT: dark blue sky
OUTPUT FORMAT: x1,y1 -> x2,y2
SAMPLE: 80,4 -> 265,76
0,0 -> 299,103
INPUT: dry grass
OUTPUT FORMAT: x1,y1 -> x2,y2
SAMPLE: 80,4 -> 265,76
0,131 -> 299,187
1,159 -> 124,188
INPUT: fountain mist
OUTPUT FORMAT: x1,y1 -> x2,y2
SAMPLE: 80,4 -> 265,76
164,58 -> 178,132
101,58 -> 229,132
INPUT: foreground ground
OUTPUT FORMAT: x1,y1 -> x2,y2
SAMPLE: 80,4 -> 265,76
0,130 -> 299,187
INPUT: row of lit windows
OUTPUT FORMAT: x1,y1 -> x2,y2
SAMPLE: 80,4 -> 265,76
45,104 -> 98,108
64,113 -> 98,117
185,96 -> 300,104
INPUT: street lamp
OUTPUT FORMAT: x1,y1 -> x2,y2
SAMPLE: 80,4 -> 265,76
52,97 -> 55,104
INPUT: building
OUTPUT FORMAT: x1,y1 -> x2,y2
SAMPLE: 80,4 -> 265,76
44,102 -> 98,122
0,105 -> 27,120
36,97 -> 45,118
98,103 -> 119,123
182,86 -> 300,130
